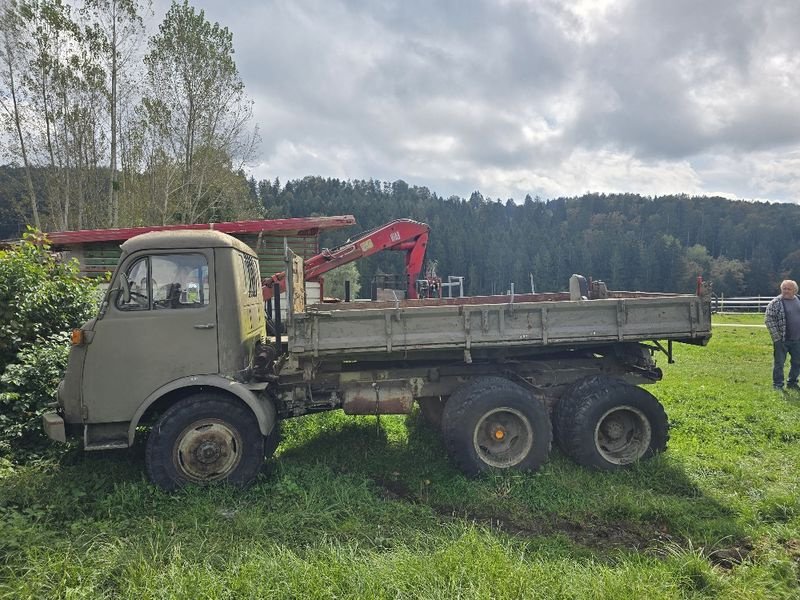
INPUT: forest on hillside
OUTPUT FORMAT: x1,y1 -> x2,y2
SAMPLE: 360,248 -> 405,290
3,165 -> 800,296
252,177 -> 799,297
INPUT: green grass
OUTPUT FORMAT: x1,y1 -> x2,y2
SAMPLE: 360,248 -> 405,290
2,313 -> 799,598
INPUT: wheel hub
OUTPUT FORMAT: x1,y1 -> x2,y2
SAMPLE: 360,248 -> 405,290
601,418 -> 625,440
473,407 -> 534,468
196,440 -> 223,464
174,420 -> 242,482
594,405 -> 652,465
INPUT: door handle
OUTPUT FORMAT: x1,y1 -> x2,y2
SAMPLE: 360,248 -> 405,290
194,323 -> 216,329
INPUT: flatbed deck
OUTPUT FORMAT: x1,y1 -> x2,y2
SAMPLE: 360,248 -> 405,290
288,291 -> 712,359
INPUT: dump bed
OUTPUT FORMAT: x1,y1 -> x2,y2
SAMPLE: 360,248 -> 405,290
287,292 -> 712,358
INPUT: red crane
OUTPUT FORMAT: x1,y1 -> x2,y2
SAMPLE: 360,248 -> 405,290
262,219 -> 430,301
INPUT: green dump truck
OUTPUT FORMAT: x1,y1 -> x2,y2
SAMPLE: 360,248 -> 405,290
43,228 -> 712,490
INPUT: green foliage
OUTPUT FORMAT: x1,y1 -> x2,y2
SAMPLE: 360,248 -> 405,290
0,228 -> 98,453
0,332 -> 69,451
322,263 -> 361,300
780,249 -> 800,283
711,256 -> 748,296
0,228 -> 97,367
257,178 -> 800,296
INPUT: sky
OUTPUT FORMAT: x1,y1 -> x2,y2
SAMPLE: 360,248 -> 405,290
165,0 -> 800,203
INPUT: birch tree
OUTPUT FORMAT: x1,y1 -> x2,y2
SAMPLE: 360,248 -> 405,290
17,0 -> 83,230
82,0 -> 147,227
0,0 -> 38,228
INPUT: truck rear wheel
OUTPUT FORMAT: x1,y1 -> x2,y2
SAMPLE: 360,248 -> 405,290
146,392 -> 265,491
442,377 -> 552,476
554,376 -> 668,470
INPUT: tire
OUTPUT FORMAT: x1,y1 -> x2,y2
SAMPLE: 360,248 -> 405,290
145,392 -> 265,491
442,376 -> 552,477
554,375 -> 668,470
418,377 -> 502,431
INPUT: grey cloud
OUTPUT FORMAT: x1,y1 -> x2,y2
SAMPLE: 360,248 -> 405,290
566,0 -> 800,158
182,0 -> 800,202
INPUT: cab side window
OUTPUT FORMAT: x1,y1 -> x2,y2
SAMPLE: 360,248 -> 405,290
151,254 -> 209,310
116,254 -> 209,311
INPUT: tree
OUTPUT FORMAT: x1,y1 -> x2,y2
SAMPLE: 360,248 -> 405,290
683,244 -> 712,289
780,249 -> 800,284
82,0 -> 148,227
0,1 -> 39,228
711,257 -> 747,297
18,0 -> 83,230
322,263 -> 361,300
0,0 -> 118,232
140,0 -> 258,224
745,243 -> 776,295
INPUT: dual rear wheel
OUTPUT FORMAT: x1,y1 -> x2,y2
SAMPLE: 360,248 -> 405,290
437,375 -> 669,477
553,375 -> 669,469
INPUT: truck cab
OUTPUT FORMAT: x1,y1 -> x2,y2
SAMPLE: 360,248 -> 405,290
45,230 -> 277,488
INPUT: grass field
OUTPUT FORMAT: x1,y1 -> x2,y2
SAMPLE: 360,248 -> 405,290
1,313 -> 799,598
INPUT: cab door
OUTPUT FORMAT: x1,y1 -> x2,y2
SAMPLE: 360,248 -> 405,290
81,250 -> 219,424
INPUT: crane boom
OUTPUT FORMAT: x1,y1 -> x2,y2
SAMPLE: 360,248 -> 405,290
262,219 -> 430,301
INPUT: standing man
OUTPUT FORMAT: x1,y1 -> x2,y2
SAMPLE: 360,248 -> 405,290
765,280 -> 800,390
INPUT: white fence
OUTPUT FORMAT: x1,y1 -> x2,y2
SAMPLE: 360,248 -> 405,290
712,295 -> 771,313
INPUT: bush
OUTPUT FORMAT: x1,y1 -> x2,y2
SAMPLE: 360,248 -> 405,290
0,229 -> 98,366
0,229 -> 99,455
0,333 -> 71,453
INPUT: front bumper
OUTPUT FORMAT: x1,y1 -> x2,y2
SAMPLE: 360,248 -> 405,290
42,411 -> 67,443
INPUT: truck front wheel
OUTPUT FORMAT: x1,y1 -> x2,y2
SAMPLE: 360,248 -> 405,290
442,377 -> 552,476
554,376 -> 668,470
146,392 -> 265,491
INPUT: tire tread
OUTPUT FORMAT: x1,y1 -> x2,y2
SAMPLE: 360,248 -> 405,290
442,376 -> 552,476
554,375 -> 668,470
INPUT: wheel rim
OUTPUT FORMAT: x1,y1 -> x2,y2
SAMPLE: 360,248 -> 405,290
593,405 -> 651,465
473,407 -> 534,468
173,419 -> 243,483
